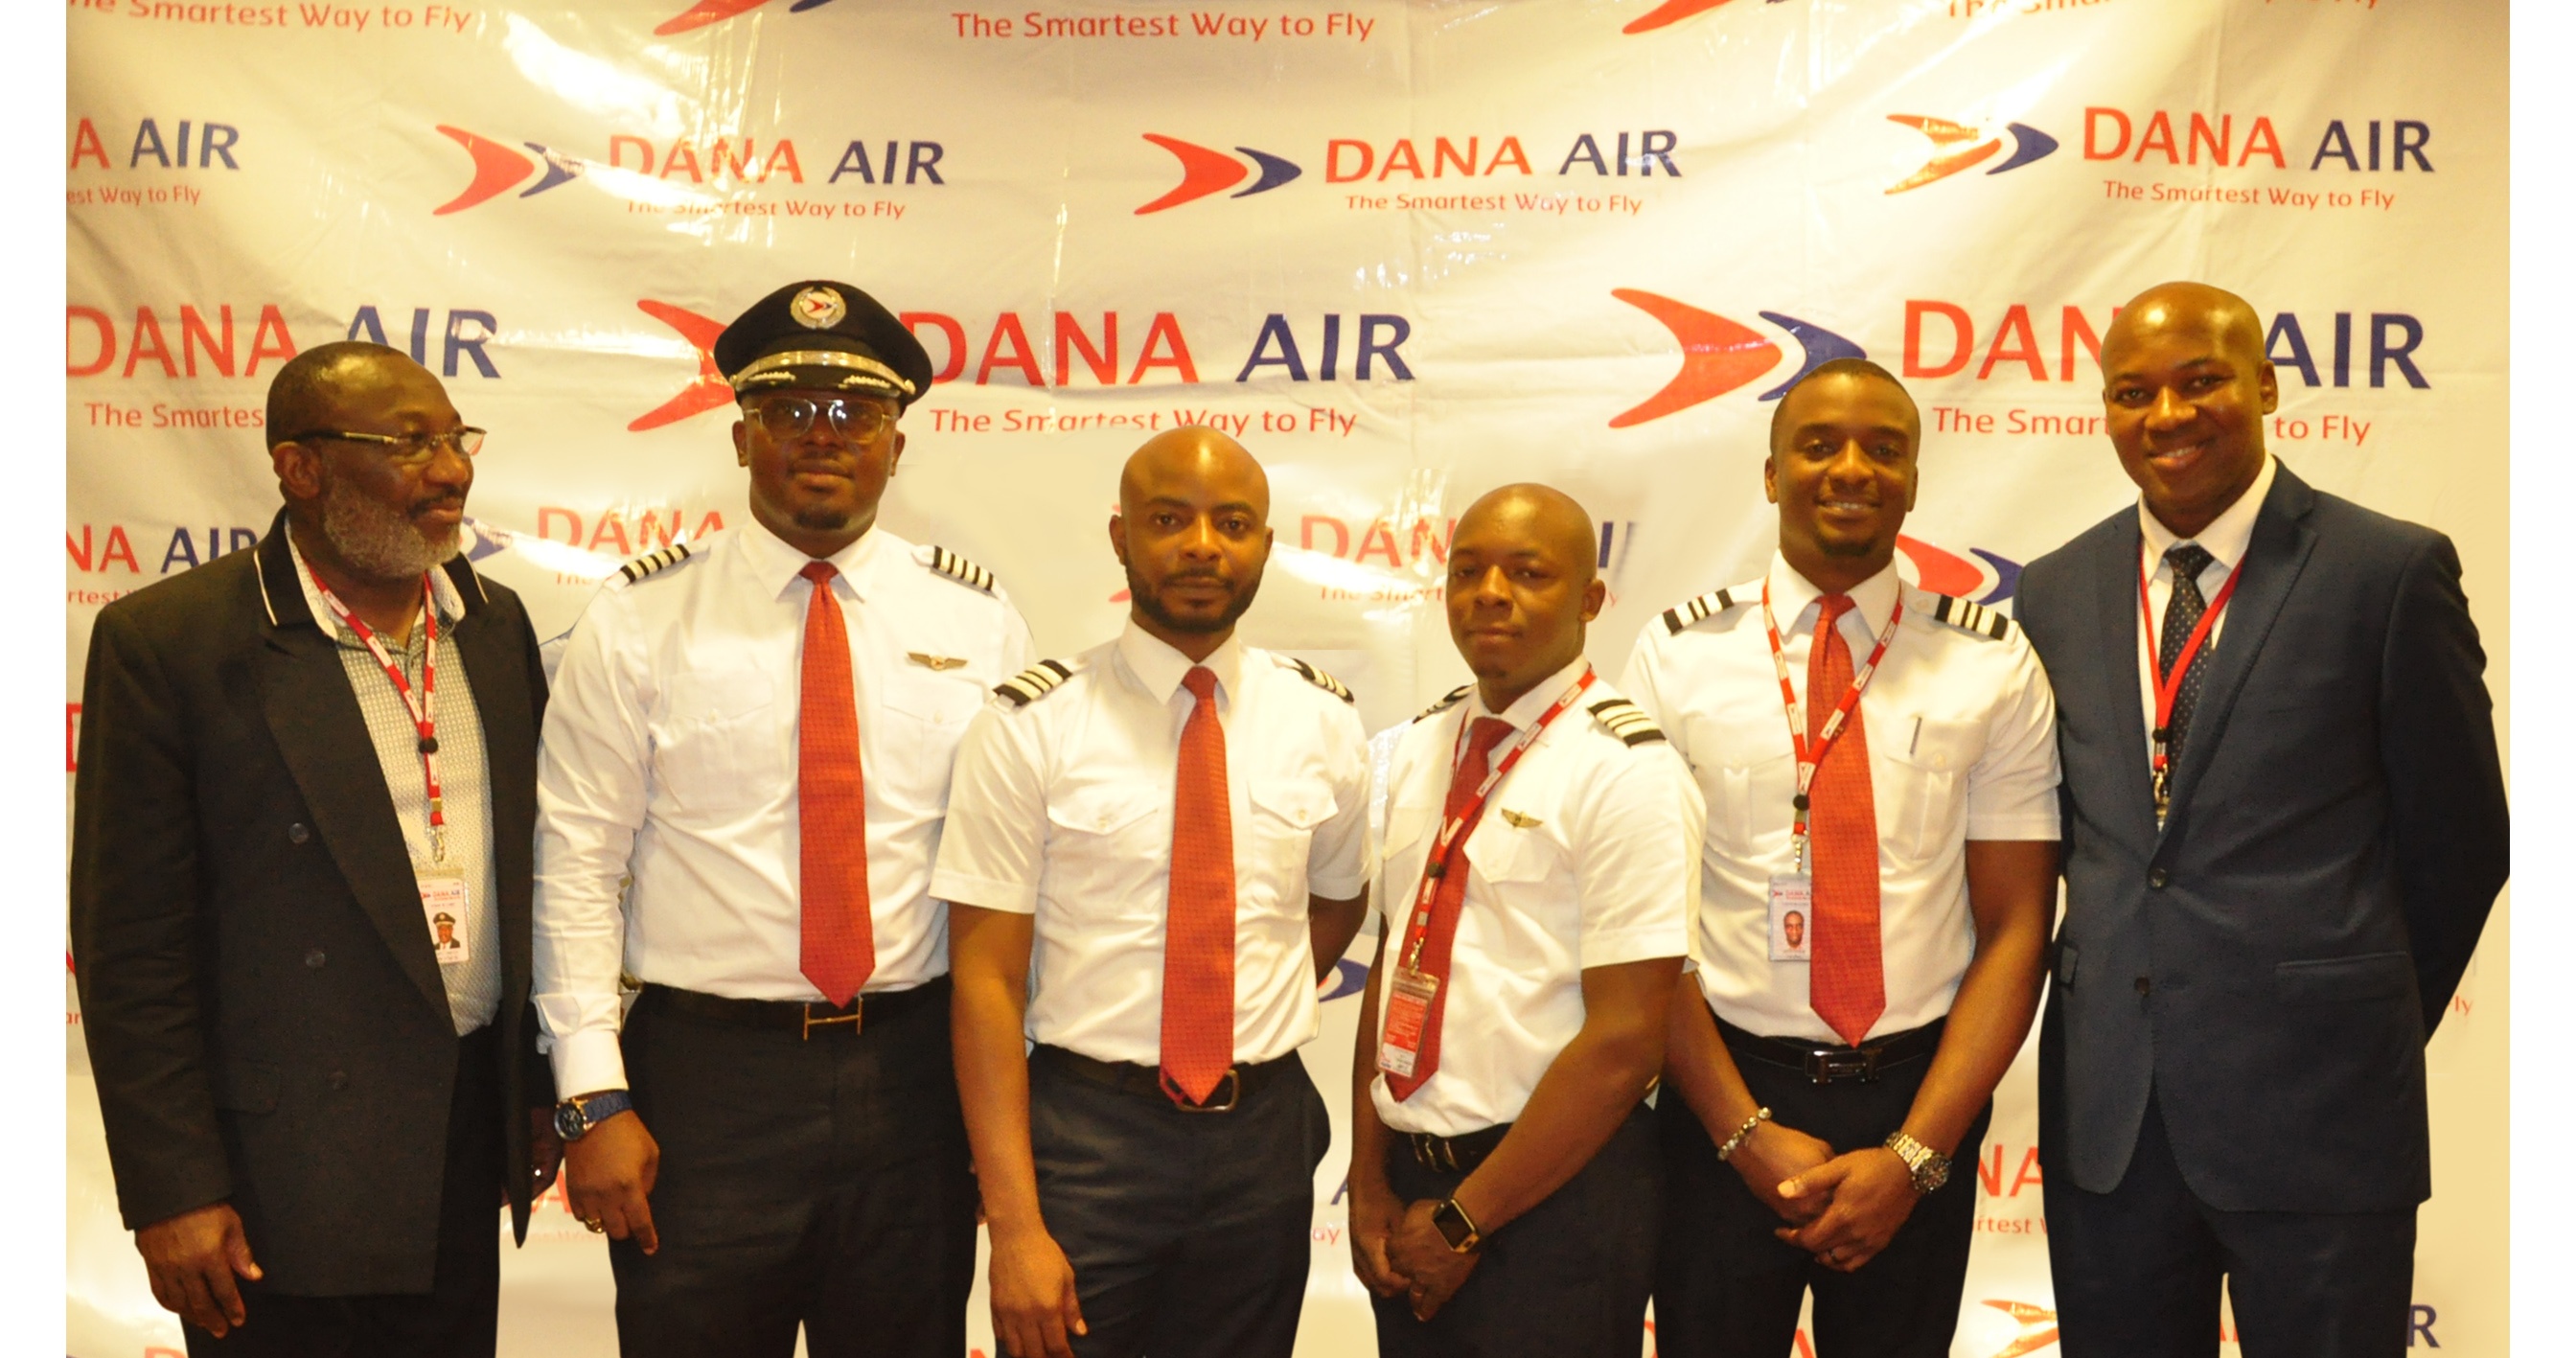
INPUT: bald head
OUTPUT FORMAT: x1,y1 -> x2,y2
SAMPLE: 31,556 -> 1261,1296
2098,281 -> 2279,539
264,341 -> 427,450
1110,426 -> 1275,657
2102,282 -> 2266,376
1446,483 -> 1604,708
1454,484 -> 1598,588
1118,426 -> 1270,519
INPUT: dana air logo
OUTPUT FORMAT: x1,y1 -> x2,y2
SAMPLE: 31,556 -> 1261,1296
1885,106 -> 2434,194
1606,290 -> 1862,427
1885,116 -> 2058,194
1138,131 -> 1681,213
429,125 -> 946,214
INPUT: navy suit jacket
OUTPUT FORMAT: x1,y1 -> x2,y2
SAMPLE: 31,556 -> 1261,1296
2015,462 -> 2505,1213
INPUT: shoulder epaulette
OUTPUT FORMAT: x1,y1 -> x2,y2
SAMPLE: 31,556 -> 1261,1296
1587,697 -> 1667,747
1416,684 -> 1473,721
1274,655 -> 1356,703
615,541 -> 695,586
1661,581 -> 1759,635
993,658 -> 1077,707
1925,593 -> 2018,642
921,544 -> 997,594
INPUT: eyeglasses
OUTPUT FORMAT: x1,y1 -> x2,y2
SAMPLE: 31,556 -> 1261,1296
289,427 -> 486,464
748,396 -> 896,444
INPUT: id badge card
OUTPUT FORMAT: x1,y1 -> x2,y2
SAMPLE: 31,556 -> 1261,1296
419,870 -> 472,966
1375,967 -> 1440,1078
1767,874 -> 1812,963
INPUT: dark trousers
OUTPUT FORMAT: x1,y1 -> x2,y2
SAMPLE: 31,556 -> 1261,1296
1653,1023 -> 1986,1358
1372,1103 -> 1661,1358
608,979 -> 977,1358
2046,1092 -> 2417,1358
189,1026 -> 503,1358
1027,1046 -> 1332,1358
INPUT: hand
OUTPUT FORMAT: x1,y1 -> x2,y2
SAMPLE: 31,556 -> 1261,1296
1772,1147 -> 1922,1272
563,1105 -> 659,1254
1346,1182 -> 1413,1299
1726,1120 -> 1834,1225
134,1202 -> 262,1337
527,1108 -> 565,1200
1384,1200 -> 1481,1322
986,1222 -> 1086,1358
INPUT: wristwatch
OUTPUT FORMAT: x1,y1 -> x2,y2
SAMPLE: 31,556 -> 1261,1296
1429,1197 -> 1484,1254
1882,1131 -> 1951,1194
553,1090 -> 635,1142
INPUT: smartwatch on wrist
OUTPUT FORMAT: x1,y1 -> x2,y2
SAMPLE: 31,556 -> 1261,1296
553,1090 -> 634,1142
1430,1197 -> 1484,1254
1882,1131 -> 1951,1194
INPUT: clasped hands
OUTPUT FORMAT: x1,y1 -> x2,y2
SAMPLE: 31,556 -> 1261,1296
1349,1189 -> 1480,1323
1730,1119 -> 1920,1273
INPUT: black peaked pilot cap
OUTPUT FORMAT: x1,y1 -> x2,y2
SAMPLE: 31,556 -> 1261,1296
713,280 -> 934,408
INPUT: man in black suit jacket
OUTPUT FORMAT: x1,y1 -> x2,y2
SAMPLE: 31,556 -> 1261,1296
2014,284 -> 2507,1357
72,342 -> 560,1353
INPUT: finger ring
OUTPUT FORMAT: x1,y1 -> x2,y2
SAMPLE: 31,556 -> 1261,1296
583,1217 -> 605,1233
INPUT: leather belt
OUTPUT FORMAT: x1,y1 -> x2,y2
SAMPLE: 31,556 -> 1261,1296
1404,1122 -> 1511,1175
1031,1044 -> 1295,1114
643,976 -> 948,1041
1714,1013 -> 1946,1085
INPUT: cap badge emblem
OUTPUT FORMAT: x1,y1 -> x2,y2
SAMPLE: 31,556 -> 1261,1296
791,286 -> 847,330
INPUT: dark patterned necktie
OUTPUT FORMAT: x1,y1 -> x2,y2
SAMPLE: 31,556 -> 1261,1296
2159,543 -> 2218,761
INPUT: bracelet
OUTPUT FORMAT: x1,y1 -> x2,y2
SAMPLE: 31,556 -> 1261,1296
1716,1106 -> 1772,1162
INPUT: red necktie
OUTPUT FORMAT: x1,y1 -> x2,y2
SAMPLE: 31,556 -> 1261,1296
1806,594 -> 1885,1047
1385,717 -> 1515,1102
1161,666 -> 1236,1104
796,562 -> 873,1006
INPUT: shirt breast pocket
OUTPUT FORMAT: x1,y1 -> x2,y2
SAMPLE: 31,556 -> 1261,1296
873,671 -> 988,811
1686,716 -> 1794,859
1046,788 -> 1168,920
655,671 -> 781,815
1462,814 -> 1563,978
1249,778 -> 1337,912
1880,714 -> 1983,861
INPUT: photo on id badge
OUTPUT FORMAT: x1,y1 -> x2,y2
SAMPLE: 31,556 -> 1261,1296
1769,876 -> 1811,962
421,873 -> 471,965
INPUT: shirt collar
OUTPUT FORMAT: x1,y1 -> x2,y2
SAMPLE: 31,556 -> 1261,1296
285,530 -> 465,641
1115,619 -> 1247,707
1468,655 -> 1595,729
1766,551 -> 1900,645
740,518 -> 886,604
2139,454 -> 2276,575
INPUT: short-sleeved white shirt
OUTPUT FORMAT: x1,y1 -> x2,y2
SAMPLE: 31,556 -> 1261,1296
1622,554 -> 2061,1047
932,623 -> 1375,1067
1367,659 -> 1703,1137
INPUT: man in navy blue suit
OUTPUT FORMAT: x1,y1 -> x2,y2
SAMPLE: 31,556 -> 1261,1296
2014,282 -> 2507,1358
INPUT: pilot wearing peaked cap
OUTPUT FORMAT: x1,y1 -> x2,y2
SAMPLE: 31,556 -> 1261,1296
534,279 -> 1031,1358
714,279 -> 936,405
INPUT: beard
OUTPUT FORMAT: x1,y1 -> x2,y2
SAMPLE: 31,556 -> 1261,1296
318,472 -> 460,580
1127,558 -> 1264,635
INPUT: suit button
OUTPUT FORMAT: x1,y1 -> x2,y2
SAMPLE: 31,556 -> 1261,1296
288,823 -> 310,844
2134,977 -> 2152,996
328,1071 -> 349,1091
2148,868 -> 2169,888
304,949 -> 326,970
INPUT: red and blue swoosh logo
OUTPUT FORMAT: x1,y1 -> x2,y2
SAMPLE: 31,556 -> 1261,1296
1136,135 -> 1303,214
431,126 -> 584,215
1609,290 -> 1865,427
1885,115 -> 2059,194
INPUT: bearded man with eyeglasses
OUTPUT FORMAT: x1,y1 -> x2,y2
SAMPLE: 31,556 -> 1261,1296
533,280 -> 1033,1357
73,341 -> 560,1355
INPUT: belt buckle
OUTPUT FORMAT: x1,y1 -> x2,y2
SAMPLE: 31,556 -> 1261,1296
800,1000 -> 862,1041
1175,1068 -> 1241,1114
1804,1046 -> 1878,1084
1410,1132 -> 1461,1173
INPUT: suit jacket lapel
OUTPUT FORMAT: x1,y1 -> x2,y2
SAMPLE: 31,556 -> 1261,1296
441,557 -> 536,1002
2088,515 -> 2161,839
254,520 -> 451,1021
2161,465 -> 2320,833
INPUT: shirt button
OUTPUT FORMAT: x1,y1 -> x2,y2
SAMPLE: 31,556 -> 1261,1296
2148,868 -> 2170,889
327,1071 -> 349,1091
2134,977 -> 2152,996
304,949 -> 326,970
288,823 -> 310,844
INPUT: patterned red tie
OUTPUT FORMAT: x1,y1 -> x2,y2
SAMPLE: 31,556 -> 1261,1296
1385,717 -> 1516,1102
1161,667 -> 1237,1104
1806,594 -> 1885,1047
796,562 -> 873,1006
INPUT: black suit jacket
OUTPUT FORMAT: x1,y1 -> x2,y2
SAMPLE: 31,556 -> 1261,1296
2015,463 -> 2507,1213
71,514 -> 553,1294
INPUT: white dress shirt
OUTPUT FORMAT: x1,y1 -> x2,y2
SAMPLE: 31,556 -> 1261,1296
534,522 -> 1033,1096
1622,554 -> 2061,1047
1367,659 -> 1702,1137
932,623 -> 1374,1068
2136,454 -> 2277,760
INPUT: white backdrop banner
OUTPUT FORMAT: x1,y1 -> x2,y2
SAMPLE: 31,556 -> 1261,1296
67,1 -> 2508,1354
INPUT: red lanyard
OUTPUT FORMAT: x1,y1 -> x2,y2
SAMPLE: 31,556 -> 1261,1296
307,564 -> 447,863
1760,580 -> 1902,872
1395,666 -> 1596,974
2136,542 -> 2246,797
